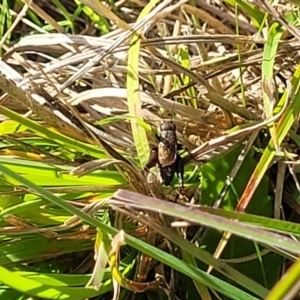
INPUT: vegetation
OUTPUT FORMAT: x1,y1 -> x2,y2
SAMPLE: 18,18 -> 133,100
0,0 -> 300,299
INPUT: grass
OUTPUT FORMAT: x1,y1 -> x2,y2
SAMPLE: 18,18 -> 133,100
0,1 -> 300,299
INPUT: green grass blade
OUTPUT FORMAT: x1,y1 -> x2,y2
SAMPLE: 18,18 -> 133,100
225,0 -> 265,27
262,22 -> 284,116
96,115 -> 152,131
115,190 -> 300,256
236,63 -> 300,211
0,164 -> 258,299
262,22 -> 284,150
0,106 -> 105,159
265,258 -> 300,300
0,0 -> 12,49
181,251 -> 213,299
74,0 -> 110,34
0,157 -> 125,186
0,265 -> 105,299
0,236 -> 93,265
127,0 -> 160,167
198,206 -> 300,236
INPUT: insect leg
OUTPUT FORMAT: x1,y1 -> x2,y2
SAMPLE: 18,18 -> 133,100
175,154 -> 184,192
144,147 -> 158,170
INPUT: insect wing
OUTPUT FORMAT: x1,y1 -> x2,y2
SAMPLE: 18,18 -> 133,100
158,122 -> 177,166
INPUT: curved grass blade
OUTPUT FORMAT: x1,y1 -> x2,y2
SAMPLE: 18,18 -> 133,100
80,0 -> 128,30
127,0 -> 160,167
0,106 -> 105,159
262,22 -> 284,117
86,229 -> 111,290
225,0 -> 265,28
265,258 -> 300,300
109,230 -> 159,292
74,0 -> 109,34
198,206 -> 300,236
0,157 -> 125,186
0,236 -> 93,265
0,265 -> 105,300
262,22 -> 284,150
8,251 -> 135,285
114,190 -> 300,256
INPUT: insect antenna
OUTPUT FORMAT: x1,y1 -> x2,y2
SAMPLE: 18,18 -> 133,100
146,91 -> 177,125
146,92 -> 167,137
168,96 -> 176,125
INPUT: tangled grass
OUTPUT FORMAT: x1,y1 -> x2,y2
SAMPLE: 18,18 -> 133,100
0,1 -> 300,299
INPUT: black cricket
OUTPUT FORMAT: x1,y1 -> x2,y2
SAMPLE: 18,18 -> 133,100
145,121 -> 184,193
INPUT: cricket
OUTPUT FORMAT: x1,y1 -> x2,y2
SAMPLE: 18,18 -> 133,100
144,120 -> 184,196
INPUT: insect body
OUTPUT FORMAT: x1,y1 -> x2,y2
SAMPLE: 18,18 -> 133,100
145,121 -> 184,193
